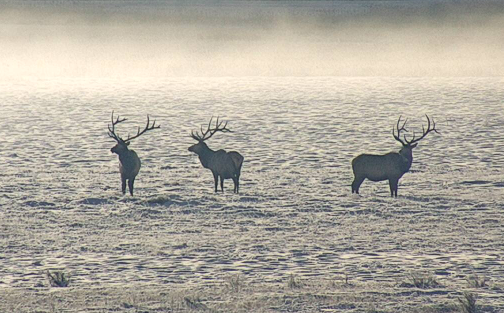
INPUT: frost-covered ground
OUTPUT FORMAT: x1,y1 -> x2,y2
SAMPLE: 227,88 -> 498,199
1,77 -> 504,312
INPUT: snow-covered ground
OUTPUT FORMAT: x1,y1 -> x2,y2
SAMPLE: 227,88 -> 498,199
1,77 -> 503,312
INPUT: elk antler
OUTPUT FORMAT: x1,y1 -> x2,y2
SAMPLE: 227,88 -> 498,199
392,115 -> 409,146
108,111 -> 127,143
123,115 -> 160,143
190,117 -> 231,142
108,111 -> 160,143
405,114 -> 439,146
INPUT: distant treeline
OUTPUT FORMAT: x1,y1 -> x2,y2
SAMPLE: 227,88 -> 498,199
2,0 -> 504,28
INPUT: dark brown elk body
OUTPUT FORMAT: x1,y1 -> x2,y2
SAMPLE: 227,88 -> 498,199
108,112 -> 160,196
351,115 -> 438,197
111,142 -> 141,196
188,118 -> 244,193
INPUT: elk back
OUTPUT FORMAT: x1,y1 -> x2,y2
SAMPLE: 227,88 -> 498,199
209,150 -> 239,179
352,152 -> 410,182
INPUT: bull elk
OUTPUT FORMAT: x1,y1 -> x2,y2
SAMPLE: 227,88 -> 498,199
107,111 -> 160,196
351,115 -> 439,197
188,117 -> 244,193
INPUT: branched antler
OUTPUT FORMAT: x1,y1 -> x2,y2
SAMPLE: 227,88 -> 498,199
393,115 -> 439,146
123,115 -> 160,142
108,111 -> 127,143
392,115 -> 409,146
190,117 -> 231,142
405,115 -> 439,145
107,111 -> 160,143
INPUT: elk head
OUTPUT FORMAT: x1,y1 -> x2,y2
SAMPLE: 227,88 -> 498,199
188,117 -> 231,154
108,111 -> 160,155
392,114 -> 439,159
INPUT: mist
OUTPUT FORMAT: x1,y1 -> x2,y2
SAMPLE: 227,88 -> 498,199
1,1 -> 504,78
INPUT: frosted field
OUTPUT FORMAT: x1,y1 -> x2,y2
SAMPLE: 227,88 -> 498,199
1,77 -> 503,312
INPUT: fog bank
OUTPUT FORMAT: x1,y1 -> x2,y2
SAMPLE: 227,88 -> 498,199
1,1 -> 504,77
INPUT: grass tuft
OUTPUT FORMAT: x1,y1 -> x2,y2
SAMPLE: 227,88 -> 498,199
183,295 -> 211,311
46,270 -> 71,287
466,274 -> 488,288
458,291 -> 477,313
225,274 -> 242,292
287,274 -> 302,289
343,273 -> 351,285
400,272 -> 441,289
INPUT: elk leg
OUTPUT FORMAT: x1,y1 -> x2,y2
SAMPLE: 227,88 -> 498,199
389,179 -> 399,198
121,177 -> 127,194
220,176 -> 224,192
233,176 -> 239,193
352,177 -> 364,194
128,177 -> 135,196
213,172 -> 218,193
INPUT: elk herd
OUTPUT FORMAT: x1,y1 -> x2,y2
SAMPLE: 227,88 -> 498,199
107,112 -> 439,197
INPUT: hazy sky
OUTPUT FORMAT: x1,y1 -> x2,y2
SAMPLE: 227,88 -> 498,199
1,0 -> 503,77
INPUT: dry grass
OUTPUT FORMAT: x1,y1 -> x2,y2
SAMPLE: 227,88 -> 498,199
225,274 -> 243,292
399,272 -> 441,289
466,274 -> 488,288
287,274 -> 302,289
0,278 -> 499,313
458,292 -> 477,313
46,270 -> 71,288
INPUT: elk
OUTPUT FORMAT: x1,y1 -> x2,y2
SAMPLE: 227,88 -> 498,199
107,111 -> 160,196
351,115 -> 439,197
188,117 -> 244,193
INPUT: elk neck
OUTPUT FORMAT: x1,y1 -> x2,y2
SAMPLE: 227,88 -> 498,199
398,145 -> 414,171
197,143 -> 215,169
116,146 -> 135,163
